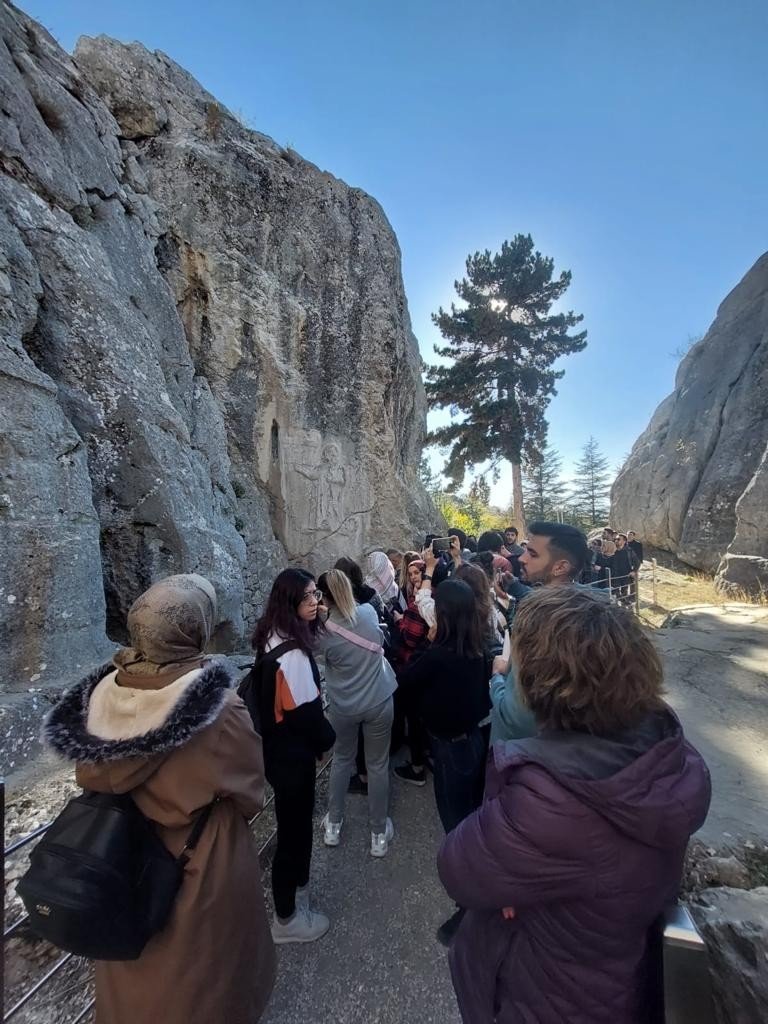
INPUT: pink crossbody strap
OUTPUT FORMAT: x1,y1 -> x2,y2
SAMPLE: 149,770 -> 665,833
325,618 -> 384,655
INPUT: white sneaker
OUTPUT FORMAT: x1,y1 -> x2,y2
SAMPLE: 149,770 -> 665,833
322,813 -> 343,846
271,906 -> 330,944
371,818 -> 395,858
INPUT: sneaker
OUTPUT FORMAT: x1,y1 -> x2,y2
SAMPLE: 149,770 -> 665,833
322,812 -> 343,846
371,818 -> 395,858
347,773 -> 368,795
271,907 -> 330,944
395,763 -> 427,787
436,907 -> 466,947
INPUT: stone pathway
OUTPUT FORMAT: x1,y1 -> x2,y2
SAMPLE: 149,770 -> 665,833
261,769 -> 461,1024
656,604 -> 768,844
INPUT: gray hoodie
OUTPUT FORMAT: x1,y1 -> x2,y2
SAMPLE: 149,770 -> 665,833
315,603 -> 397,716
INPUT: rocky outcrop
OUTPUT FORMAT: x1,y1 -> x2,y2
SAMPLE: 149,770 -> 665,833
0,1 -> 432,758
611,253 -> 768,595
692,886 -> 768,1024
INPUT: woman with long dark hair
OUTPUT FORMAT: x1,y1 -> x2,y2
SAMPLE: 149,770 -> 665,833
398,578 -> 491,944
248,569 -> 336,944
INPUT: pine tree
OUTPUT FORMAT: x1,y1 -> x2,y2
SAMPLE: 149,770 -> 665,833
426,235 -> 587,528
570,437 -> 612,526
522,441 -> 567,520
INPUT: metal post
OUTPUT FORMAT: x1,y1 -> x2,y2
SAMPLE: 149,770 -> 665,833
606,568 -> 613,602
652,558 -> 658,606
635,564 -> 641,616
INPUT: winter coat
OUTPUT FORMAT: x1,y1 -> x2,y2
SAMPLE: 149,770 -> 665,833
437,709 -> 710,1024
44,660 -> 276,1024
611,546 -> 639,586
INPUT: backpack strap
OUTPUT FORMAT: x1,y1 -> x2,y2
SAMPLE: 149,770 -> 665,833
177,797 -> 220,867
262,640 -> 301,662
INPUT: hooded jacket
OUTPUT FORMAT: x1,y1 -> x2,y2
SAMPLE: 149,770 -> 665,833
437,709 -> 710,1024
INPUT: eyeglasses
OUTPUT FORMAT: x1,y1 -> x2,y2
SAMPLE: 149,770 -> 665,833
300,589 -> 323,604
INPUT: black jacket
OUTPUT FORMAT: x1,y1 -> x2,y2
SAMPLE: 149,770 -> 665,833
628,539 -> 644,565
398,646 -> 491,739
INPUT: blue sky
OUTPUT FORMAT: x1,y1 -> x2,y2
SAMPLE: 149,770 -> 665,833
26,0 -> 768,502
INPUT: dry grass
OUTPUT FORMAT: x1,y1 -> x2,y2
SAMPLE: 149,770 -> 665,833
636,551 -> 768,627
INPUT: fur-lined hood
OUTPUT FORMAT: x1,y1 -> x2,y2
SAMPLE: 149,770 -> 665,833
44,659 -> 236,764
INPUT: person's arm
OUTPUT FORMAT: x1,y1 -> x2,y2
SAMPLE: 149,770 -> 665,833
274,649 -> 336,755
437,776 -> 596,911
504,576 -> 531,601
283,698 -> 336,756
489,657 -> 537,740
212,698 -> 267,818
414,586 -> 436,628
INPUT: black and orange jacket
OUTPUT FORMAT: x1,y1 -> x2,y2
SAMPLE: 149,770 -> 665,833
240,637 -> 335,764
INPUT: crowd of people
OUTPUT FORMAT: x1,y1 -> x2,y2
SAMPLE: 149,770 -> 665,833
42,519 -> 711,1024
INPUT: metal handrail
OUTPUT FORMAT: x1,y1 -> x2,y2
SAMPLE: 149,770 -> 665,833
4,951 -> 73,1020
4,823 -> 53,859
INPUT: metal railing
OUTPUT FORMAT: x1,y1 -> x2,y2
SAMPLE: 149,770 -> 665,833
2,756 -> 332,1022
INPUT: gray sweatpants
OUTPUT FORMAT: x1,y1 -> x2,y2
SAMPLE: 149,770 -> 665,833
327,697 -> 394,835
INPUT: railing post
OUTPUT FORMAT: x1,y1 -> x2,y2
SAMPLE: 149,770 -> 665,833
606,568 -> 613,601
635,564 -> 641,616
652,558 -> 658,606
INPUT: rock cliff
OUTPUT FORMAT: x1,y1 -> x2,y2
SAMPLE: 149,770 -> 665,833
0,1 -> 432,751
611,252 -> 768,595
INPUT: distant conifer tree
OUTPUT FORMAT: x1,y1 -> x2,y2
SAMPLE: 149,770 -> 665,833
426,234 -> 586,528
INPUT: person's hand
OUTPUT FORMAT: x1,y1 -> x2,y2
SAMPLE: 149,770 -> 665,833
492,655 -> 509,676
422,546 -> 438,572
393,610 -> 403,623
501,907 -> 516,920
317,602 -> 329,619
427,623 -> 437,643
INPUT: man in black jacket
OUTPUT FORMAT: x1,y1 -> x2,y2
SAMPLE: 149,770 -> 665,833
612,533 -> 639,605
627,531 -> 644,567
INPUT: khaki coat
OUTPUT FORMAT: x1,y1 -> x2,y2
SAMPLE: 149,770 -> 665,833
64,672 -> 277,1024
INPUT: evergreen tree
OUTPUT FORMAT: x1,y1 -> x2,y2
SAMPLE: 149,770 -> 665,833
570,436 -> 612,526
425,235 -> 586,528
522,440 -> 567,520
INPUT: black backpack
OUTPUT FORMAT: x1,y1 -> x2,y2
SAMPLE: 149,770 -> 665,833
17,790 -> 216,960
238,640 -> 299,735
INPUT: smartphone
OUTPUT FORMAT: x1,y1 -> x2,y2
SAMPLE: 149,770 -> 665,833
432,537 -> 451,556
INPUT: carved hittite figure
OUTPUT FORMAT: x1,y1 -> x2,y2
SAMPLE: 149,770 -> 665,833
294,442 -> 347,531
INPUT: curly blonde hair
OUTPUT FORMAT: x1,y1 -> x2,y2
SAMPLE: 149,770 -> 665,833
512,586 -> 664,733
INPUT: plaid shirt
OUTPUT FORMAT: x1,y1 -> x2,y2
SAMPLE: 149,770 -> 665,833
396,599 -> 429,664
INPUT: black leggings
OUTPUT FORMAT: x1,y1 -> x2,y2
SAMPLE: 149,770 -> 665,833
266,757 -> 316,919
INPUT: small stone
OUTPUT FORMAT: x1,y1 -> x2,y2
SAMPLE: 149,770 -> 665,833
701,855 -> 751,890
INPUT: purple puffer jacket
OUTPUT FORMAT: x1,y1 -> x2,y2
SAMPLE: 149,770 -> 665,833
437,709 -> 710,1024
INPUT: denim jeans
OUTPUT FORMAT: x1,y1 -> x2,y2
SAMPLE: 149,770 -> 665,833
429,726 -> 487,834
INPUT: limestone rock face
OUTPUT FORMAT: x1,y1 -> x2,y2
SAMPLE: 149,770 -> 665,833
692,886 -> 768,1024
611,253 -> 768,595
0,1 -> 432,729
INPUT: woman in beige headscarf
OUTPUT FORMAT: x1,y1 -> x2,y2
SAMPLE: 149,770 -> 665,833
44,574 -> 276,1024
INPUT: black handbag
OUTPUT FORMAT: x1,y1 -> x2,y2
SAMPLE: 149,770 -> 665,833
17,790 -> 216,960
